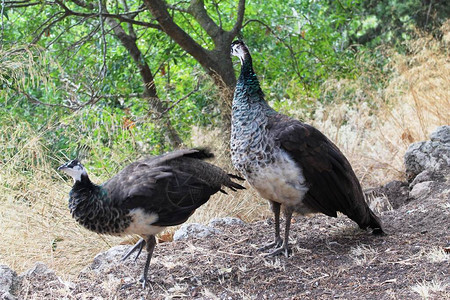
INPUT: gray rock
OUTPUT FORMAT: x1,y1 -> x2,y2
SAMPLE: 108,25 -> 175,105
404,126 -> 450,181
208,217 -> 246,227
410,181 -> 434,199
87,245 -> 129,273
173,223 -> 221,241
430,125 -> 450,143
410,170 -> 434,187
0,265 -> 17,300
18,263 -> 69,298
22,262 -> 53,277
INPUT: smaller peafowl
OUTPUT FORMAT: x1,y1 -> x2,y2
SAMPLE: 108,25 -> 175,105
58,149 -> 244,288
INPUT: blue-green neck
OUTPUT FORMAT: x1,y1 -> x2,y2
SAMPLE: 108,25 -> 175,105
238,53 -> 262,95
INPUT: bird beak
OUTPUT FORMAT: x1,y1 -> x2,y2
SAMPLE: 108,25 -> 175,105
57,163 -> 68,171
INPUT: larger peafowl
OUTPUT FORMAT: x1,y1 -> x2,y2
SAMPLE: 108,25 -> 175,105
230,40 -> 383,257
58,149 -> 244,288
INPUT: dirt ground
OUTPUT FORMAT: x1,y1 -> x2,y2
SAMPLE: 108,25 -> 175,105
15,174 -> 449,300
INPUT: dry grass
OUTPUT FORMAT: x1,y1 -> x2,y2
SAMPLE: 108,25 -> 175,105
0,46 -> 53,92
309,32 -> 450,187
411,279 -> 449,299
349,244 -> 379,266
0,115 -> 123,278
1,24 -> 449,278
423,247 -> 449,263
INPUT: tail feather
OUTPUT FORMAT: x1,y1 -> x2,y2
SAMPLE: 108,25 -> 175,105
357,208 -> 384,235
227,173 -> 245,181
226,174 -> 246,192
368,210 -> 384,235
184,148 -> 215,160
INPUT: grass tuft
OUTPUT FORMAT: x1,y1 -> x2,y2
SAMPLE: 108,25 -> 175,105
411,279 -> 448,299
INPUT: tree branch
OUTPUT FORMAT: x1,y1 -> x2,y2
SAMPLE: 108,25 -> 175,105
31,11 -> 67,44
120,0 -> 137,39
229,0 -> 245,37
4,1 -> 41,8
243,19 -> 305,83
143,0 -> 218,72
98,0 -> 107,81
187,0 -> 222,40
1,0 -> 6,45
53,0 -> 162,29
211,0 -> 222,29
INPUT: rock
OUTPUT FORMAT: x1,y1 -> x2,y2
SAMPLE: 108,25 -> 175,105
18,263 -> 68,299
208,217 -> 246,227
173,223 -> 221,241
404,126 -> 450,181
87,245 -> 129,273
22,262 -> 54,277
409,181 -> 434,199
430,125 -> 450,143
410,170 -> 434,187
0,265 -> 17,300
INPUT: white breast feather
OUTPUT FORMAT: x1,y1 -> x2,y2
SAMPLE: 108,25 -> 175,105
249,151 -> 315,214
124,208 -> 165,236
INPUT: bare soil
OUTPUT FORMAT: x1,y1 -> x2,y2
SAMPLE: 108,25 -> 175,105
16,176 -> 449,299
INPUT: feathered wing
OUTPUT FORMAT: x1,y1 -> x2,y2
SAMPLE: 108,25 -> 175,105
102,149 -> 243,227
268,114 -> 382,231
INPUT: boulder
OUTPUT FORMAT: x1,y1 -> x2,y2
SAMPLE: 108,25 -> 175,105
17,262 -> 69,299
208,217 -> 246,227
87,245 -> 129,273
409,181 -> 434,200
404,126 -> 450,181
0,265 -> 17,300
173,223 -> 221,241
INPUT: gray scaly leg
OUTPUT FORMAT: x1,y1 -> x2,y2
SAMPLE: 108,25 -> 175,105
122,238 -> 146,262
266,208 -> 293,257
258,201 -> 283,252
140,235 -> 156,289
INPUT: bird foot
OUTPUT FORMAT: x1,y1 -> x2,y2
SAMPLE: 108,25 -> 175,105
122,238 -> 146,262
139,274 -> 150,289
257,237 -> 283,252
264,245 -> 291,258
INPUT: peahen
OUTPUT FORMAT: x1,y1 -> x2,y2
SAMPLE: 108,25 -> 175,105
230,40 -> 383,257
58,149 -> 244,288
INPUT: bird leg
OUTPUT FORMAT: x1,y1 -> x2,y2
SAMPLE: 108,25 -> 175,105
258,201 -> 283,251
140,235 -> 156,289
121,238 -> 146,262
265,208 -> 293,258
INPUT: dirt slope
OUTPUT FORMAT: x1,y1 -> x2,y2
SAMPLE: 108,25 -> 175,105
12,170 -> 449,300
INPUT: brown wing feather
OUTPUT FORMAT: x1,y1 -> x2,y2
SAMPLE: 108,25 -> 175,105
268,114 -> 378,229
101,149 -> 244,227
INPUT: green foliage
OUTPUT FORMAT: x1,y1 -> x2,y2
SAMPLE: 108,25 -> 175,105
349,0 -> 450,48
1,0 -> 447,172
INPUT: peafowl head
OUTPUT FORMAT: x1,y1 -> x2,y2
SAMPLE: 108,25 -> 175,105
231,40 -> 250,64
58,159 -> 88,183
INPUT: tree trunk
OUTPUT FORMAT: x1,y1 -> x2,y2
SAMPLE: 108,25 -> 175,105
143,0 -> 245,129
104,16 -> 183,148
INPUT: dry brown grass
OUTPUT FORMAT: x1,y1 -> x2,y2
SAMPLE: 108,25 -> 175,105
307,29 -> 449,187
1,24 -> 449,278
0,115 -> 123,279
